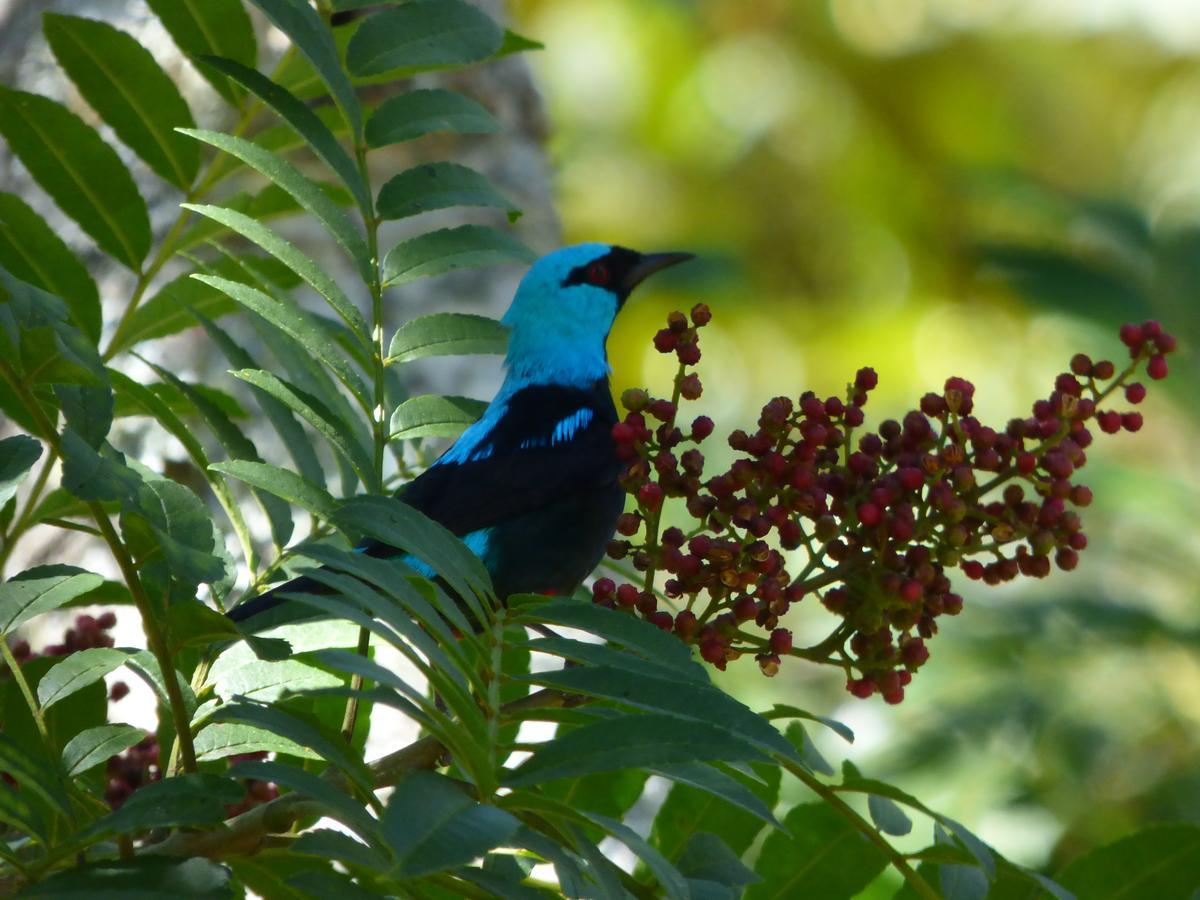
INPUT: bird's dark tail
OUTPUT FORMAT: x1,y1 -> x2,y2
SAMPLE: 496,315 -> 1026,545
226,572 -> 334,625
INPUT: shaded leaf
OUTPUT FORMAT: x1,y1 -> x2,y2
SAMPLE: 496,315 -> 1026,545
145,0 -> 256,104
381,224 -> 534,286
365,88 -> 500,147
193,274 -> 369,409
382,771 -> 520,877
747,803 -> 888,900
248,0 -> 361,135
386,312 -> 509,365
182,203 -> 369,341
210,460 -> 336,520
0,434 -> 42,507
0,89 -> 149,269
44,14 -> 199,189
586,812 -> 689,900
677,832 -> 760,889
0,192 -> 100,341
232,368 -> 372,485
377,162 -> 518,222
86,775 -> 244,836
347,0 -> 504,76
651,761 -> 781,862
869,794 -> 913,837
1057,823 -> 1200,900
62,723 -> 145,776
180,129 -> 369,277
199,55 -> 370,213
207,702 -> 374,795
229,760 -> 380,842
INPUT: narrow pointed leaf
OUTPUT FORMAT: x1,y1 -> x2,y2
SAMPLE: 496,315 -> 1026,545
0,193 -> 100,342
248,0 -> 361,135
193,723 -> 317,762
193,273 -> 369,409
868,794 -> 913,837
390,394 -> 486,441
210,460 -> 336,520
182,203 -> 369,341
199,56 -> 370,212
229,760 -> 380,842
145,0 -> 255,104
180,129 -> 369,275
747,803 -> 888,900
233,368 -> 373,485
37,647 -> 128,710
347,0 -> 503,76
0,90 -> 149,269
366,88 -> 500,147
0,434 -> 42,507
586,813 -> 690,900
208,702 -> 374,795
44,14 -> 199,189
0,565 -> 103,634
196,313 -> 326,489
23,858 -> 231,898
377,162 -> 518,222
383,225 -> 534,286
86,774 -> 244,836
382,771 -> 521,877
62,723 -> 145,776
386,312 -> 509,365
1057,823 -> 1200,900
506,714 -> 767,786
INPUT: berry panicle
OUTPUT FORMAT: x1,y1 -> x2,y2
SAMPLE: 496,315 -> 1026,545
599,313 -> 1176,703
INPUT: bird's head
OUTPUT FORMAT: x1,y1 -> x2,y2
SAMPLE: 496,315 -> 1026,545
503,243 -> 693,386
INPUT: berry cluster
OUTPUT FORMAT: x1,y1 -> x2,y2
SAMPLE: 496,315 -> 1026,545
597,310 -> 1176,703
3,611 -> 131,703
105,735 -> 160,808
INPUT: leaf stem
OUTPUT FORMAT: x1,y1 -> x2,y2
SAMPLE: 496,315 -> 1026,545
780,757 -> 940,900
0,638 -> 50,745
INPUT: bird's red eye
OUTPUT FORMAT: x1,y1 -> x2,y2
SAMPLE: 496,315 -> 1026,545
586,261 -> 610,285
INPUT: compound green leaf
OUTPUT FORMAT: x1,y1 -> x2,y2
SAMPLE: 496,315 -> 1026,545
0,434 -> 42,508
62,723 -> 145,776
389,394 -> 486,441
0,565 -> 103,635
386,312 -> 509,365
37,647 -> 129,710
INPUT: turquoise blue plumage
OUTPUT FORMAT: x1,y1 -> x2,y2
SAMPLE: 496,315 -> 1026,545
229,243 -> 691,621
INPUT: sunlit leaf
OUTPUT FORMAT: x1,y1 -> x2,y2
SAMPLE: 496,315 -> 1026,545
62,723 -> 145,776
44,14 -> 199,189
389,394 -> 486,441
0,192 -> 100,342
37,647 -> 128,710
145,0 -> 255,104
0,89 -> 149,269
386,312 -> 509,368
0,565 -> 103,635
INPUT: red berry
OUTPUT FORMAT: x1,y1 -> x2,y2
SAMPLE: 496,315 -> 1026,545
847,678 -> 875,698
1097,411 -> 1121,434
1155,332 -> 1177,353
677,343 -> 701,366
856,367 -> 878,391
691,303 -> 712,326
1092,360 -> 1115,379
653,329 -> 677,353
615,584 -> 639,607
1121,412 -> 1143,432
648,610 -> 674,631
637,483 -> 664,510
675,611 -> 698,641
1070,353 -> 1092,376
97,611 -> 118,629
612,422 -> 637,444
700,640 -> 726,665
732,596 -> 758,622
1119,323 -> 1143,347
856,503 -> 882,526
1124,383 -> 1146,404
1147,355 -> 1168,380
108,681 -> 130,702
769,628 -> 793,654
592,578 -> 616,600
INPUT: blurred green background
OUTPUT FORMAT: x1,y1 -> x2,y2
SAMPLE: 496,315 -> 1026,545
509,0 -> 1200,878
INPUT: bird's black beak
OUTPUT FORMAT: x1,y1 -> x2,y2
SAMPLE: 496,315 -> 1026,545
622,252 -> 694,295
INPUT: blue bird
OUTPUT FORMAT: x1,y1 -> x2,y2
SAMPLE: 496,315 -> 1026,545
229,243 -> 692,622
